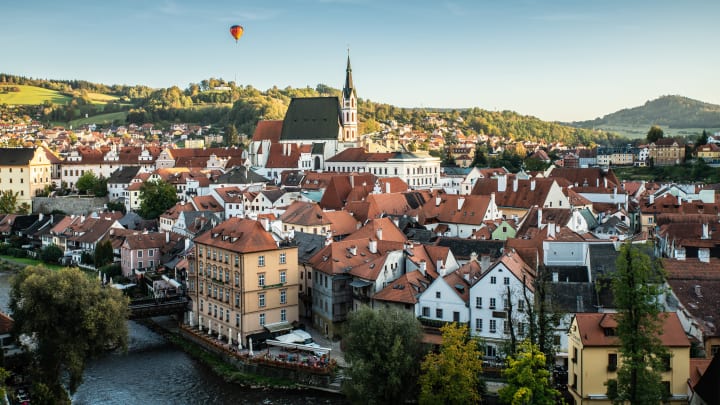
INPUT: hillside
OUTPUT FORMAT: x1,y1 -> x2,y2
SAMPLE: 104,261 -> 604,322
0,84 -> 72,105
0,73 -> 620,145
573,95 -> 720,129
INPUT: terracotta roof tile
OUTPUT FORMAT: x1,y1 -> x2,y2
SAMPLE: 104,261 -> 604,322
194,217 -> 278,253
251,120 -> 283,142
574,312 -> 689,347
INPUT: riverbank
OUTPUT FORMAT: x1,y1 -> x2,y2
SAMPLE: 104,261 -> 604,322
139,317 -> 348,401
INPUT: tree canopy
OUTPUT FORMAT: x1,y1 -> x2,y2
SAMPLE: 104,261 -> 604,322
646,125 -> 664,143
138,179 -> 178,219
9,266 -> 129,400
0,190 -> 19,214
342,306 -> 425,404
607,243 -> 668,405
419,323 -> 484,404
499,340 -> 561,405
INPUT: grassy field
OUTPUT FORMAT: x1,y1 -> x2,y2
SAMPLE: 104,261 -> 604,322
87,92 -> 119,103
0,84 -> 72,105
69,111 -> 128,127
0,255 -> 65,271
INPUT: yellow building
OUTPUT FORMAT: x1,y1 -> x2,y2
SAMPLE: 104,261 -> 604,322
568,312 -> 690,405
0,147 -> 51,210
190,217 -> 299,346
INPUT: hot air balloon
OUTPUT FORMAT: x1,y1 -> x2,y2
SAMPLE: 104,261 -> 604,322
230,25 -> 244,42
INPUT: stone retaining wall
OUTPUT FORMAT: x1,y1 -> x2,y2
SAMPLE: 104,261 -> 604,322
32,196 -> 109,215
179,327 -> 335,389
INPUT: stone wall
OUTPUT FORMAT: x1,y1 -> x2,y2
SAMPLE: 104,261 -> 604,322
32,196 -> 109,215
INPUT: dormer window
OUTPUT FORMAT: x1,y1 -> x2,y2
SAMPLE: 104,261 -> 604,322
603,327 -> 616,336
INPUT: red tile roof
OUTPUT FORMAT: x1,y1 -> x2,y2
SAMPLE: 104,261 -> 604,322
194,217 -> 278,253
574,312 -> 689,347
252,120 -> 283,142
373,270 -> 430,305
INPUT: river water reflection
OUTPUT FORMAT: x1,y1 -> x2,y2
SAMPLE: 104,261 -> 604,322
0,272 -> 347,404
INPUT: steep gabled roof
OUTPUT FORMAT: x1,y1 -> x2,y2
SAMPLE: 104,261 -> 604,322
280,97 -> 341,141
373,270 -> 430,305
251,120 -> 283,142
344,217 -> 407,242
280,201 -> 331,227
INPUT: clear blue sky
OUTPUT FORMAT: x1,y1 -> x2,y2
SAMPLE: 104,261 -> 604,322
3,0 -> 719,122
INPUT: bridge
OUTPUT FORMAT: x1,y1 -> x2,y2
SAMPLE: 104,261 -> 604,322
128,296 -> 190,320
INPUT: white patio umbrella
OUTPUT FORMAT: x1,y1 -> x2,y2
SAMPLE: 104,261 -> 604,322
248,337 -> 254,356
238,332 -> 243,350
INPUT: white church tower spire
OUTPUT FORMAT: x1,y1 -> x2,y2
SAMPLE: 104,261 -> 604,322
341,50 -> 358,143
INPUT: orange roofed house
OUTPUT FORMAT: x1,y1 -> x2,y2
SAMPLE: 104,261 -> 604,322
568,312 -> 690,404
189,217 -> 299,347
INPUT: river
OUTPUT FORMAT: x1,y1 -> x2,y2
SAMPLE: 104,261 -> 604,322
0,272 -> 348,404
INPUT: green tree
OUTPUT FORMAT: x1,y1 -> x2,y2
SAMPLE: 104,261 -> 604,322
224,124 -> 239,146
0,190 -> 19,214
92,176 -> 108,197
419,323 -> 484,404
607,243 -> 668,405
499,340 -> 561,405
75,171 -> 98,194
646,125 -> 664,144
94,239 -> 114,268
40,245 -> 63,264
343,306 -> 424,404
138,180 -> 178,219
697,130 -> 709,147
10,266 -> 129,400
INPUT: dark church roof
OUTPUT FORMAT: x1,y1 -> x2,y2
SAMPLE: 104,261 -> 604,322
0,147 -> 37,165
280,97 -> 341,141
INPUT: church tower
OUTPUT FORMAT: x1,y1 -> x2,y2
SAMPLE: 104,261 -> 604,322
341,53 -> 358,143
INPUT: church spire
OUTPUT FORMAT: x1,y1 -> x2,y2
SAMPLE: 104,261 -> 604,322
340,50 -> 358,143
343,50 -> 355,100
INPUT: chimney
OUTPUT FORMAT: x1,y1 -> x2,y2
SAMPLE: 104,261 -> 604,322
419,260 -> 427,276
368,238 -> 377,254
677,195 -> 682,206
470,251 -> 478,262
261,217 -> 270,232
604,177 -> 608,188
350,175 -> 354,189
436,196 -> 442,207
386,181 -> 391,194
513,177 -> 518,192
165,231 -> 170,243
530,179 -> 536,191
349,245 -> 357,256
537,207 -> 543,228
184,237 -> 190,251
480,255 -> 491,273
497,174 -> 507,192
436,258 -> 443,272
649,194 -> 655,204
376,227 -> 383,241
458,197 -> 465,211
547,221 -> 555,238
702,223 -> 709,239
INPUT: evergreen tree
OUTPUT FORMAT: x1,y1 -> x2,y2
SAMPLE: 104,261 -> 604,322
607,243 -> 668,405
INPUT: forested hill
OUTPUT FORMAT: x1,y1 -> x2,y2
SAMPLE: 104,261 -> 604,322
0,73 -> 621,145
573,95 -> 720,129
